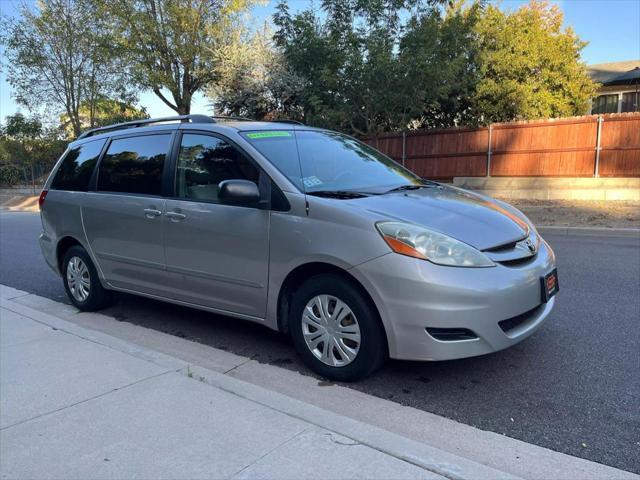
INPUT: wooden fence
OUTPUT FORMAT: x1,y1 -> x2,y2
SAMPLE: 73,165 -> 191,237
365,113 -> 640,180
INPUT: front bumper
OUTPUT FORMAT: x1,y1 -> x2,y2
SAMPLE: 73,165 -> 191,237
351,240 -> 557,361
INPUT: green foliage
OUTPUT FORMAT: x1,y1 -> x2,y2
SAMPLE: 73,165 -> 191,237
472,0 -> 598,122
0,164 -> 21,187
3,113 -> 43,140
1,0 -> 137,137
102,0 -> 257,115
2,0 -> 599,141
272,0 -> 478,135
271,0 -> 597,134
400,1 -> 483,128
1,114 -> 68,182
1,114 -> 43,168
60,98 -> 149,138
208,25 -> 305,120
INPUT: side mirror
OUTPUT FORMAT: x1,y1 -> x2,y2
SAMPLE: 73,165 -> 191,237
218,179 -> 260,206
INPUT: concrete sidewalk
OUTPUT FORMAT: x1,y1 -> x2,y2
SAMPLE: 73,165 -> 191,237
0,285 -> 517,480
1,285 -> 637,480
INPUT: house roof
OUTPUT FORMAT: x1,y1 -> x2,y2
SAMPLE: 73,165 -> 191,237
587,60 -> 640,85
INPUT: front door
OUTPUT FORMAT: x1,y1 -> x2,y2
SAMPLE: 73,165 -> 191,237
82,132 -> 173,297
163,132 -> 270,318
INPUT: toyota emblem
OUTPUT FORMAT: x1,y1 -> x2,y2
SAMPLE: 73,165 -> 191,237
525,239 -> 536,253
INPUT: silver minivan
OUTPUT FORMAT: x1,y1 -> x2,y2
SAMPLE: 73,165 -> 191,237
39,115 -> 558,381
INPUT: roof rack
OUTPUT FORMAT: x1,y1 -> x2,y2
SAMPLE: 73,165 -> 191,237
76,114 -> 216,140
211,115 -> 253,122
270,119 -> 305,125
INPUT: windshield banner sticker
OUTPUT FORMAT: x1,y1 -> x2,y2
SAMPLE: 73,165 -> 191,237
246,131 -> 293,139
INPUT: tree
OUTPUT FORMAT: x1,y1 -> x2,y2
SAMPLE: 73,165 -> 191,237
3,114 -> 43,142
472,0 -> 598,122
399,1 -> 482,128
0,114 -> 66,192
60,98 -> 149,138
272,0 -> 597,134
273,0 -> 458,136
2,0 -> 136,138
208,26 -> 305,120
1,114 -> 68,167
103,0 -> 256,115
2,114 -> 44,185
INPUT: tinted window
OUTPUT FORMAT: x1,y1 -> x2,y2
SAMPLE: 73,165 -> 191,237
98,134 -> 171,195
176,134 -> 259,203
51,139 -> 105,191
592,94 -> 618,114
621,92 -> 638,113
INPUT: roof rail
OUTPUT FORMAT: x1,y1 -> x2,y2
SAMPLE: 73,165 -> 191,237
211,115 -> 253,122
270,119 -> 305,125
76,114 -> 216,140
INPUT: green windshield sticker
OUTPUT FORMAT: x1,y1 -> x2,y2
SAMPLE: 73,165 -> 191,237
246,131 -> 293,139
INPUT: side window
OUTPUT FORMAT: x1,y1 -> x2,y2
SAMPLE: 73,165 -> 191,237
176,133 -> 259,203
97,134 -> 171,196
50,139 -> 105,191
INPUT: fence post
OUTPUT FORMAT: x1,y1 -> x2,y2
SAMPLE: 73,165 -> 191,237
486,123 -> 492,177
31,163 -> 36,195
401,131 -> 406,167
594,115 -> 603,178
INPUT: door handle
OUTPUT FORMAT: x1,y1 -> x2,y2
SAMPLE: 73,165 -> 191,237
166,211 -> 187,221
144,208 -> 162,218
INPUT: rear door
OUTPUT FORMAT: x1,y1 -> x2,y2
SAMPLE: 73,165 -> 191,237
163,131 -> 270,318
82,132 -> 174,296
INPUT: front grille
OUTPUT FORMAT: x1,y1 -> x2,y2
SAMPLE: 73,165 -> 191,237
483,233 -> 538,266
484,240 -> 519,253
426,327 -> 478,341
498,256 -> 537,267
498,305 -> 543,333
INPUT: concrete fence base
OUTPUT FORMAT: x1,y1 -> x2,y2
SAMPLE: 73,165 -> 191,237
453,177 -> 640,201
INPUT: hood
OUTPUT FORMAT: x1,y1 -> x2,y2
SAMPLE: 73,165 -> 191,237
350,185 -> 529,251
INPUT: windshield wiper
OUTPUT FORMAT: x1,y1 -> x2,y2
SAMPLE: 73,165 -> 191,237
306,190 -> 369,199
384,181 -> 439,194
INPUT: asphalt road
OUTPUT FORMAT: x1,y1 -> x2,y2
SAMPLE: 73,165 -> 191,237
1,211 -> 639,473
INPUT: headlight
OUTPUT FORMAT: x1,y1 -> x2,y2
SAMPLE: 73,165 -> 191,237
376,222 -> 495,267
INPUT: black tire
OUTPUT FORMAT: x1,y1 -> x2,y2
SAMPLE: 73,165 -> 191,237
289,273 -> 386,382
62,245 -> 112,311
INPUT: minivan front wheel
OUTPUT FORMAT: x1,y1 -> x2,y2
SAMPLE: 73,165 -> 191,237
62,245 -> 112,311
290,274 -> 386,381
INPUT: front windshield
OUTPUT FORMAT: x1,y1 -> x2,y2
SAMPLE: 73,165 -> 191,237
241,130 -> 423,194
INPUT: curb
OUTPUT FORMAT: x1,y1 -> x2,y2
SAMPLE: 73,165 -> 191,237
538,226 -> 640,238
0,286 -> 520,480
3,285 -> 638,480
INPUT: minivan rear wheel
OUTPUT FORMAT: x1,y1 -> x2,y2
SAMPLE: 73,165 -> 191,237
289,274 -> 386,381
62,245 -> 112,311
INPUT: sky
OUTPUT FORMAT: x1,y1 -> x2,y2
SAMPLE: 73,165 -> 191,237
1,0 -> 639,120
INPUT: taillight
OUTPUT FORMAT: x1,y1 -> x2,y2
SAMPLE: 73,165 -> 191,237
38,190 -> 48,209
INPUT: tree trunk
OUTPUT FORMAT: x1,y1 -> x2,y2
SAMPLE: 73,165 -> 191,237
152,88 -> 191,115
71,114 -> 82,138
176,94 -> 191,115
176,102 -> 191,115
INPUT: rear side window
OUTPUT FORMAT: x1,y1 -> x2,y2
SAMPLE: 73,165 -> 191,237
50,139 -> 105,191
97,134 -> 171,196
